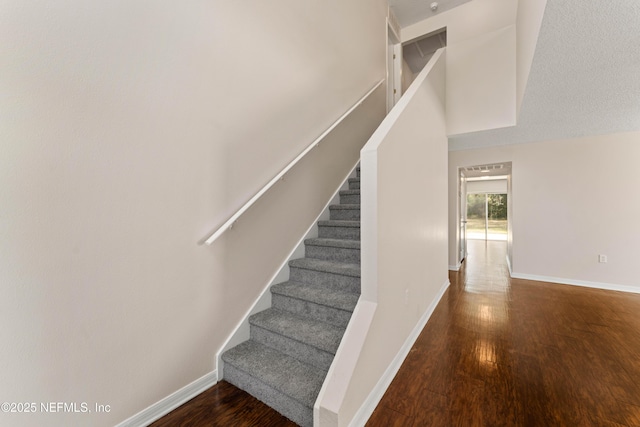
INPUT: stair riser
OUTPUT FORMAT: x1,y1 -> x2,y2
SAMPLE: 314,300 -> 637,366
271,293 -> 354,328
329,208 -> 360,221
223,363 -> 312,427
250,326 -> 335,371
305,245 -> 360,264
349,180 -> 360,190
356,168 -> 360,178
340,193 -> 360,204
289,267 -> 360,293
318,225 -> 360,240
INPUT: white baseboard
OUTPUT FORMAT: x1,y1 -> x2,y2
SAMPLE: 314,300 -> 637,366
509,271 -> 640,294
348,279 -> 450,427
116,370 -> 217,427
506,255 -> 512,275
448,263 -> 461,271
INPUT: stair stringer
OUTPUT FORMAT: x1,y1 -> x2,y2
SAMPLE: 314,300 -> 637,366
215,164 -> 359,380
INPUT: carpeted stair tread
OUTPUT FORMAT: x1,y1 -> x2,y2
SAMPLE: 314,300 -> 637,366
329,204 -> 360,210
339,189 -> 361,205
250,309 -> 345,354
329,203 -> 361,220
271,281 -> 360,312
222,168 -> 364,422
318,220 -> 360,240
317,220 -> 360,227
304,238 -> 360,264
221,340 -> 325,408
289,257 -> 360,278
304,238 -> 360,249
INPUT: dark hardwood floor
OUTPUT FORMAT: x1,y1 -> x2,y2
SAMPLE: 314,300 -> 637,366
152,239 -> 640,426
367,239 -> 640,427
149,380 -> 297,427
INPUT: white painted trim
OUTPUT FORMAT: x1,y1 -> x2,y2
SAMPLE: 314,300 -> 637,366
348,279 -> 450,427
359,148 -> 379,303
200,79 -> 384,245
215,163 -> 360,378
509,271 -> 640,294
387,9 -> 401,43
115,370 -> 217,427
449,263 -> 461,271
506,255 -> 512,275
315,299 -> 378,426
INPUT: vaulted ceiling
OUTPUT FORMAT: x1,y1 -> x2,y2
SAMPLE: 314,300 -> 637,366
389,0 -> 640,150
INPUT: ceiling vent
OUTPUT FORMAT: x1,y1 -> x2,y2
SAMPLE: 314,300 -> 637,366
464,164 -> 504,173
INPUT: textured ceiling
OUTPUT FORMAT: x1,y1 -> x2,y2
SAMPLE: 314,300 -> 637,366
391,0 -> 640,151
448,0 -> 640,150
389,0 -> 474,28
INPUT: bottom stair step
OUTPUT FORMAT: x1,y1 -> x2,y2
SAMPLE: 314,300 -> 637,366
222,340 -> 325,427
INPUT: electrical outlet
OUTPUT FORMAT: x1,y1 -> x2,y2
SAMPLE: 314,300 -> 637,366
598,254 -> 607,263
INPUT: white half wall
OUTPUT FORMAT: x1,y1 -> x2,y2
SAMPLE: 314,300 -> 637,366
317,49 -> 449,426
0,1 -> 387,426
449,131 -> 640,291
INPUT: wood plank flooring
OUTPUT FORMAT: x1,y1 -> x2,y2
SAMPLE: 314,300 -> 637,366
367,239 -> 640,427
152,239 -> 640,426
149,380 -> 297,427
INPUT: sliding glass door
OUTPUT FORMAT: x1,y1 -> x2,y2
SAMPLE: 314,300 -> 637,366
466,193 -> 507,240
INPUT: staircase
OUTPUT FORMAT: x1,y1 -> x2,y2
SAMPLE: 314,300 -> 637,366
221,167 -> 362,427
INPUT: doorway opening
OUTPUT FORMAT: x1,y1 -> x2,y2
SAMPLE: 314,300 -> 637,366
458,162 -> 512,267
387,22 -> 402,112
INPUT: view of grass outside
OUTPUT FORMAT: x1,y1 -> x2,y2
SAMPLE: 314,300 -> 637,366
466,193 -> 507,240
466,218 -> 507,234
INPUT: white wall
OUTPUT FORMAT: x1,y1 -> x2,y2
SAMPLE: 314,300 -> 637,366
446,25 -> 516,135
403,0 -> 517,135
317,49 -> 448,426
0,1 -> 386,426
449,131 -> 640,291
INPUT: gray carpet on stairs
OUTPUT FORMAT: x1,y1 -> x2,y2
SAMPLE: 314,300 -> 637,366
221,166 -> 361,427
